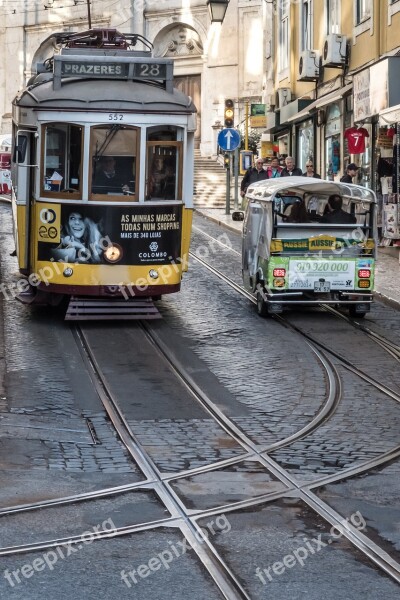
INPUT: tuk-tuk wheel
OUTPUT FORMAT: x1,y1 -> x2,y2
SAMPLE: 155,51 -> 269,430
349,306 -> 366,319
256,290 -> 269,318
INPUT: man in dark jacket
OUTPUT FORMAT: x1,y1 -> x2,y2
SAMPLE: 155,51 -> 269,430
92,156 -> 131,194
240,158 -> 269,196
280,156 -> 302,177
340,163 -> 359,183
320,194 -> 357,224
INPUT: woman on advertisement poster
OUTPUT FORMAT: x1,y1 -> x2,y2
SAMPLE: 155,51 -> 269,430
52,212 -> 105,263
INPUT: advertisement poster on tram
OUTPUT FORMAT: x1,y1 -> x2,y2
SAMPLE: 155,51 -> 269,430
37,204 -> 182,265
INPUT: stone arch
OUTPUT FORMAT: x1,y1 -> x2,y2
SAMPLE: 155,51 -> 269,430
30,31 -> 65,74
152,23 -> 204,59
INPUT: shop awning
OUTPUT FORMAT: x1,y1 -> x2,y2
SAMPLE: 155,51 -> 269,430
286,83 -> 352,123
379,104 -> 400,125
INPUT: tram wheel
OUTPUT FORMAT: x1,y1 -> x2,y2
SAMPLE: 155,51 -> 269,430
256,290 -> 269,318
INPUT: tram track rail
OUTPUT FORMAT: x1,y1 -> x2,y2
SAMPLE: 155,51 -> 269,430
73,324 -> 251,600
321,304 -> 400,360
189,246 -> 400,411
186,248 -> 400,583
3,316 -> 400,585
1,227 -> 400,592
192,223 -> 400,381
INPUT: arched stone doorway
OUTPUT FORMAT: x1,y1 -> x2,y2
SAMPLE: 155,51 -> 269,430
153,25 -> 203,149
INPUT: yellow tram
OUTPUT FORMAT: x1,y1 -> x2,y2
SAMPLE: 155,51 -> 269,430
11,29 -> 196,319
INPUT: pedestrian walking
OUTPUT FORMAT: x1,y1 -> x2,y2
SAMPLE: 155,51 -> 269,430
240,158 -> 269,197
265,157 -> 282,178
280,156 -> 302,177
340,163 -> 359,183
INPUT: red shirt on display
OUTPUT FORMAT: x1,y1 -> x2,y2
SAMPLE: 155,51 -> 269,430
344,127 -> 369,154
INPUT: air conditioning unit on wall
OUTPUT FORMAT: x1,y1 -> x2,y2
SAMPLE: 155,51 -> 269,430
322,34 -> 347,68
298,50 -> 320,81
276,88 -> 291,108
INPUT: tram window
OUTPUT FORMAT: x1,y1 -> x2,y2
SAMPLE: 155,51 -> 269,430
90,126 -> 138,200
147,127 -> 179,142
146,142 -> 182,201
42,124 -> 82,195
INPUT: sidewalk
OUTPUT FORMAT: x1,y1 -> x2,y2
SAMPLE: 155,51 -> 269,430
196,208 -> 400,311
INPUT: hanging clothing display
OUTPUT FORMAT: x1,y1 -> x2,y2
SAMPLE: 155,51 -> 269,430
392,143 -> 399,194
344,126 -> 370,154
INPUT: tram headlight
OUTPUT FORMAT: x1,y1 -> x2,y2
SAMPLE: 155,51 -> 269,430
63,267 -> 73,277
104,244 -> 122,263
149,269 -> 159,279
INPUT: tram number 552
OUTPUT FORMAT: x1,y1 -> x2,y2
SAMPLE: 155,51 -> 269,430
109,113 -> 124,121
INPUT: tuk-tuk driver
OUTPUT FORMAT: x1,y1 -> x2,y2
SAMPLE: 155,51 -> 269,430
320,195 -> 357,224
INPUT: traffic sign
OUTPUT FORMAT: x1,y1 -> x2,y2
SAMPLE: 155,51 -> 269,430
218,128 -> 241,152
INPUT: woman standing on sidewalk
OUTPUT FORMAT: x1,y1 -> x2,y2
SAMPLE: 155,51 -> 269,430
302,161 -> 321,178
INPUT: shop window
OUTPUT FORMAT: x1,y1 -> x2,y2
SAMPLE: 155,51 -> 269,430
42,124 -> 82,197
326,135 -> 341,181
325,104 -> 341,180
90,125 -> 138,200
146,128 -> 182,201
297,119 -> 314,172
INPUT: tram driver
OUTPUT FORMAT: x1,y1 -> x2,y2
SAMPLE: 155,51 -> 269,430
92,156 -> 133,195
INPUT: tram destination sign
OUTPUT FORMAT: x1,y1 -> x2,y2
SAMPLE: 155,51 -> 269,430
61,61 -> 130,77
53,56 -> 172,90
59,60 -> 167,79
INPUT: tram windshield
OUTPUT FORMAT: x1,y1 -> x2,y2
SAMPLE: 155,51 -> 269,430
40,123 -> 184,202
90,125 -> 138,199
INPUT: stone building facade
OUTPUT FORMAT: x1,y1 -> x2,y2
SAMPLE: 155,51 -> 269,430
0,0 -> 270,157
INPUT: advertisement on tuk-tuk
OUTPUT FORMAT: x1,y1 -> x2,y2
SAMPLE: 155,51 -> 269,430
268,256 -> 374,293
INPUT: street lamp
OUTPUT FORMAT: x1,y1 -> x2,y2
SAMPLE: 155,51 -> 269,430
207,0 -> 230,23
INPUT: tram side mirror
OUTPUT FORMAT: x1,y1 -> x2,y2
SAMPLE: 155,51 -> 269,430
232,211 -> 244,221
13,135 -> 28,164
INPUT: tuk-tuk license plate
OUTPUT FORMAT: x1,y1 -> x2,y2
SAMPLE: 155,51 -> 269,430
314,281 -> 331,292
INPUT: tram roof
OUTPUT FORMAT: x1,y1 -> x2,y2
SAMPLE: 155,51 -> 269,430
246,177 -> 377,203
14,78 -> 197,114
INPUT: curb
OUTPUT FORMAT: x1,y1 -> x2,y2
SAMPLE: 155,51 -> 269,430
195,209 -> 242,235
373,290 -> 400,312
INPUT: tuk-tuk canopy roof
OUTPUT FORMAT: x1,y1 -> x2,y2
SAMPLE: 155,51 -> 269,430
246,177 -> 377,204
